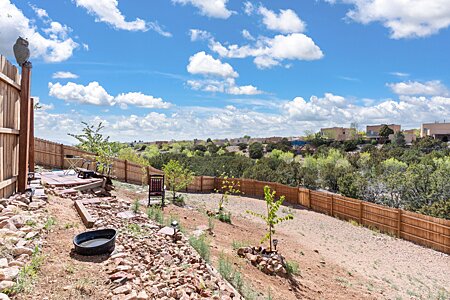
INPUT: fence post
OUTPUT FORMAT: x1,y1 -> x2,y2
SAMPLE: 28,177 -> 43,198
124,160 -> 128,183
28,98 -> 34,173
60,144 -> 65,169
330,194 -> 334,216
397,209 -> 402,237
18,63 -> 32,192
359,201 -> 363,224
307,189 -> 311,208
146,166 -> 150,185
200,176 -> 204,192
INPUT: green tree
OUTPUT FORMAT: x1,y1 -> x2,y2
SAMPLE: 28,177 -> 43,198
162,160 -> 194,206
246,186 -> 293,251
238,143 -> 248,151
379,125 -> 394,138
249,142 -> 264,159
392,132 -> 406,147
68,122 -> 113,171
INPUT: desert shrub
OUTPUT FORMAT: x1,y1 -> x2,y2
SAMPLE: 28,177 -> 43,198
189,234 -> 210,262
147,206 -> 164,224
285,260 -> 300,276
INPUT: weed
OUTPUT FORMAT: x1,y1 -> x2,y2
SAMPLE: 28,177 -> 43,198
75,278 -> 95,296
298,250 -> 305,256
25,220 -> 37,227
65,264 -> 76,274
349,219 -> 360,227
64,222 -> 77,229
335,277 -> 351,287
44,216 -> 56,230
173,195 -> 186,207
231,240 -> 249,250
127,223 -> 142,236
131,199 -> 141,214
266,288 -> 274,300
217,211 -> 231,224
436,289 -> 450,300
189,234 -> 210,262
147,206 -> 164,225
4,245 -> 43,295
285,260 -> 300,276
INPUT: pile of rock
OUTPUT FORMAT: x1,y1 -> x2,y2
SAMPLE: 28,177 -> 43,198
0,182 -> 48,299
237,246 -> 287,276
84,199 -> 241,300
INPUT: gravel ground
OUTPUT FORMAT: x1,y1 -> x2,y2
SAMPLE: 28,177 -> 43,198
182,192 -> 450,300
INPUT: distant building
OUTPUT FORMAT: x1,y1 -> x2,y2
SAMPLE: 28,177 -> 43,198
366,124 -> 401,138
320,127 -> 357,141
420,122 -> 450,141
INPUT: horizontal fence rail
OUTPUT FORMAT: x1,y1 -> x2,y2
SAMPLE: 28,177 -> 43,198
33,138 -> 449,254
187,176 -> 450,254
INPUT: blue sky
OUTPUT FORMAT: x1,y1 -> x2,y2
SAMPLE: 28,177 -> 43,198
1,0 -> 450,143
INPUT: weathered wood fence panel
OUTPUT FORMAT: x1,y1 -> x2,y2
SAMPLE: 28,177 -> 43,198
34,138 -> 163,186
0,56 -> 21,198
187,175 -> 449,254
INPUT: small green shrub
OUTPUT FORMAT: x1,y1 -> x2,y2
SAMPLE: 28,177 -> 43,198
231,240 -> 249,250
44,216 -> 56,230
172,195 -> 186,207
127,223 -> 142,236
189,234 -> 210,262
217,211 -> 231,224
147,206 -> 164,225
285,260 -> 299,276
131,199 -> 141,214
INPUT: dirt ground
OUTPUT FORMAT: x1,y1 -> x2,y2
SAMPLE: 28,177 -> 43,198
20,182 -> 449,300
169,192 -> 449,300
15,195 -> 111,300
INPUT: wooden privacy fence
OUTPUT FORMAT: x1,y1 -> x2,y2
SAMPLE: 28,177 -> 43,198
32,138 -> 450,254
0,56 -> 20,198
34,138 -> 163,185
187,176 -> 450,254
0,55 -> 33,198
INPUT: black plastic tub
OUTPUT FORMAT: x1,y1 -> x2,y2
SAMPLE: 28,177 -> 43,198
73,228 -> 117,256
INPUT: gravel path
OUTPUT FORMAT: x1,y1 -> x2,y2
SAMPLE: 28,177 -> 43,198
182,192 -> 450,300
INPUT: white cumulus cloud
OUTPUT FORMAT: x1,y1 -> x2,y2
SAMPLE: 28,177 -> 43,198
74,0 -> 171,36
172,0 -> 233,19
210,33 -> 324,69
48,81 -> 171,109
187,51 -> 238,78
189,29 -> 212,41
258,6 -> 305,33
328,0 -> 450,39
388,80 -> 449,96
0,0 -> 78,62
52,71 -> 79,79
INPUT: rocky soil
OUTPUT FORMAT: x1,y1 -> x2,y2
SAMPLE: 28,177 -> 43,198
84,198 -> 241,299
0,187 -> 48,300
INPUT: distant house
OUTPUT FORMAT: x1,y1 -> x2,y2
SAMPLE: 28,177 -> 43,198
366,124 -> 401,139
320,127 -> 356,141
420,122 -> 450,141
